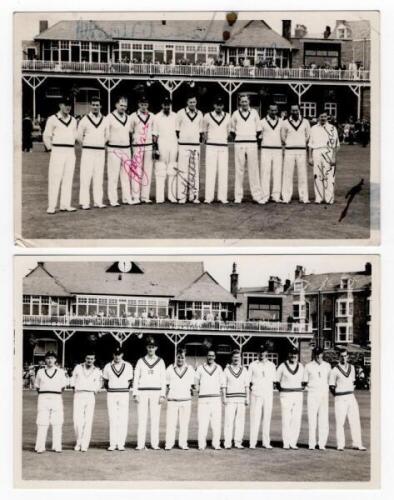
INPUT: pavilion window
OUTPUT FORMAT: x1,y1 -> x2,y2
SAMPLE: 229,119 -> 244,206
132,43 -> 142,62
41,297 -> 50,316
58,298 -> 67,316
91,42 -> 99,63
196,45 -> 206,64
175,45 -> 185,63
81,41 -> 90,62
87,297 -> 98,316
108,298 -> 117,317
23,295 -> 30,315
98,298 -> 107,316
119,300 -> 127,316
100,45 -> 108,62
185,45 -> 196,64
60,40 -> 69,62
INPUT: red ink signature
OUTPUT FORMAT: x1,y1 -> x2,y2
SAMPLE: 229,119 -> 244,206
112,121 -> 150,186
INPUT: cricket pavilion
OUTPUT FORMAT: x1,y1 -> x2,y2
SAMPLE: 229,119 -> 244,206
21,17 -> 371,121
22,261 -> 314,370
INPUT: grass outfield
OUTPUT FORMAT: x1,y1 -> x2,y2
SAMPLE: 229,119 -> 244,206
21,390 -> 370,482
21,144 -> 372,240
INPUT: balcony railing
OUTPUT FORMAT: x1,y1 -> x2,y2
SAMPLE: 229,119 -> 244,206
23,314 -> 313,334
21,60 -> 370,82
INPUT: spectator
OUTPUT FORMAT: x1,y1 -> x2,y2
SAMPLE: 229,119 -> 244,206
22,113 -> 33,152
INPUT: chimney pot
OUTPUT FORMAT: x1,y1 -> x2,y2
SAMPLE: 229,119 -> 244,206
282,20 -> 292,40
230,262 -> 239,297
39,20 -> 49,33
365,262 -> 372,276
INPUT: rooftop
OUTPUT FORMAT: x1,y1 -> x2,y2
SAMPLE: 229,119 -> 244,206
34,19 -> 292,49
24,261 -> 204,297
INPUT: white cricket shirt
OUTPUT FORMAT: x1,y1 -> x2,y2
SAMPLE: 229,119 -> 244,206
133,356 -> 166,396
129,110 -> 154,148
77,112 -> 107,149
71,363 -> 102,392
276,362 -> 305,392
303,360 -> 331,392
230,108 -> 261,142
260,116 -> 283,149
152,111 -> 178,147
248,359 -> 277,394
309,123 -> 340,150
223,365 -> 250,402
166,364 -> 196,401
104,111 -> 132,148
203,112 -> 231,146
35,367 -> 68,394
329,364 -> 356,396
195,363 -> 225,398
102,361 -> 133,392
43,112 -> 77,150
281,117 -> 310,149
176,108 -> 203,145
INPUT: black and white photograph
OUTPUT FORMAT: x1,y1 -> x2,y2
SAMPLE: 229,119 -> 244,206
14,255 -> 378,487
15,11 -> 379,245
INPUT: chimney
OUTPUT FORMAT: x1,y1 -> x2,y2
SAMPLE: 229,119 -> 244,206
324,26 -> 331,39
282,20 -> 292,40
284,279 -> 291,292
365,262 -> 372,276
294,24 -> 307,38
230,262 -> 239,297
39,20 -> 49,33
295,265 -> 304,280
162,20 -> 166,25
268,276 -> 282,293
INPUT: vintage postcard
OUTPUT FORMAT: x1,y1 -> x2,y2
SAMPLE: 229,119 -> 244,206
14,254 -> 379,488
13,11 -> 379,247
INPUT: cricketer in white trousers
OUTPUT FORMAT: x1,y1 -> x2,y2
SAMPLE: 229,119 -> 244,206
224,402 -> 245,447
312,149 -> 336,204
260,148 -> 283,203
177,145 -> 200,203
131,145 -> 153,202
249,392 -> 273,448
281,149 -> 309,203
137,390 -> 161,449
73,392 -> 96,450
198,397 -> 222,449
307,389 -> 329,449
35,394 -> 63,452
204,145 -> 228,203
155,142 -> 178,203
334,394 -> 363,449
79,148 -> 105,207
234,143 -> 263,202
280,392 -> 304,448
48,146 -> 76,211
165,400 -> 192,449
107,392 -> 129,449
106,146 -> 132,205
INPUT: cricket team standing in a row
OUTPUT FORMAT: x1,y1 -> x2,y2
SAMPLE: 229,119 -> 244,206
34,339 -> 366,454
42,93 -> 340,214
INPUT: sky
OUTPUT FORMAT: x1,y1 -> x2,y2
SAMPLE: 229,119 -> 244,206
18,255 -> 372,292
17,11 -> 372,42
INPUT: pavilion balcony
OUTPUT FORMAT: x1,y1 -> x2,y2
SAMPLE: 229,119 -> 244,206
21,60 -> 370,82
22,314 -> 313,335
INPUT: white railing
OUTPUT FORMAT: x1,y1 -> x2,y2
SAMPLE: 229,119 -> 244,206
21,60 -> 370,81
23,314 -> 312,334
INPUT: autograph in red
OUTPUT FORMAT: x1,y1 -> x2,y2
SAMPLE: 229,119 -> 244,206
111,121 -> 150,186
